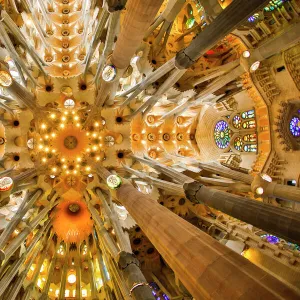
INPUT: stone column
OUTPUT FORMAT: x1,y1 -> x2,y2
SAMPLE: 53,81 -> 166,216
94,232 -> 113,300
113,182 -> 299,299
6,240 -> 42,300
40,244 -> 59,300
184,182 -> 300,244
0,189 -> 43,249
75,265 -> 81,300
29,231 -> 54,293
252,175 -> 300,203
88,253 -> 98,300
0,222 -> 48,297
111,0 -> 164,69
58,244 -> 69,300
0,211 -> 52,262
198,162 -> 253,184
117,251 -> 155,300
175,0 -> 270,69
5,80 -> 37,112
95,188 -> 132,253
12,169 -> 39,188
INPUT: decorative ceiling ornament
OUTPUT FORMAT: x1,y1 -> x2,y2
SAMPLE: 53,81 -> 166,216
0,70 -> 13,87
107,174 -> 122,189
102,65 -> 117,82
0,177 -> 13,192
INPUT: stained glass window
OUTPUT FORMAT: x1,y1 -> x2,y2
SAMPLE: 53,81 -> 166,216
234,137 -> 243,151
149,282 -> 170,300
243,133 -> 257,143
289,117 -> 300,137
186,17 -> 196,29
248,13 -> 260,22
261,234 -> 280,244
264,0 -> 288,12
243,144 -> 257,153
233,115 -> 242,129
242,120 -> 256,129
241,109 -> 255,119
214,120 -> 231,149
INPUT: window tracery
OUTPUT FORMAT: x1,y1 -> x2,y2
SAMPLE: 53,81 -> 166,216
214,120 -> 231,149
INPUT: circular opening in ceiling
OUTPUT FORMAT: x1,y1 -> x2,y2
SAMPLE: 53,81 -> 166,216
68,203 -> 80,214
13,120 -> 19,127
116,116 -> 123,123
117,152 -> 124,158
14,155 -> 20,161
179,198 -> 186,205
45,85 -> 53,92
80,84 -> 87,90
133,238 -> 141,245
147,247 -> 154,254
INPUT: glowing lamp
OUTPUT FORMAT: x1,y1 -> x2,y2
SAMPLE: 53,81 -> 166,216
0,177 -> 13,192
255,187 -> 264,195
107,174 -> 122,190
242,50 -> 251,58
102,65 -> 117,82
261,174 -> 272,183
250,61 -> 260,73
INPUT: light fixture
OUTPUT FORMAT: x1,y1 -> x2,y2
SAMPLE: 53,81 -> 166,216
68,274 -> 76,284
250,61 -> 260,72
261,174 -> 272,182
102,65 -> 117,82
0,70 -> 13,87
242,50 -> 251,58
107,174 -> 122,190
255,187 -> 264,195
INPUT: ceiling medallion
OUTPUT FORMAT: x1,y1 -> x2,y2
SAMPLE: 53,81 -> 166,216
107,174 -> 122,190
64,136 -> 78,149
68,203 -> 80,213
102,65 -> 117,82
0,70 -> 13,87
0,177 -> 13,192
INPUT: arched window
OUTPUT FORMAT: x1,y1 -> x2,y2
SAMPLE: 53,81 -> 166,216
232,115 -> 242,129
214,120 -> 231,149
243,144 -> 257,152
241,109 -> 255,119
243,133 -> 257,143
289,116 -> 300,137
242,120 -> 256,129
234,137 -> 243,151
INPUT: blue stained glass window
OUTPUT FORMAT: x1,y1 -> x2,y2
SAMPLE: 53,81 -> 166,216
243,144 -> 257,153
261,234 -> 280,244
233,115 -> 242,129
214,120 -> 231,149
241,109 -> 255,119
149,282 -> 170,300
289,117 -> 300,137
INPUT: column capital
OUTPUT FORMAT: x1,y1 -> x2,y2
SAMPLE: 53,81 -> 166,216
183,181 -> 204,204
117,251 -> 140,269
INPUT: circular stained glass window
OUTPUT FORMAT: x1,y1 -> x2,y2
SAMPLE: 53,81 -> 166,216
233,115 -> 242,129
234,137 -> 243,151
214,120 -> 231,149
290,117 -> 300,137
